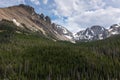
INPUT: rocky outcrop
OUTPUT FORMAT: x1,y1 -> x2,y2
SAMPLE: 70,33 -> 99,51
0,4 -> 73,42
75,25 -> 109,41
75,24 -> 120,42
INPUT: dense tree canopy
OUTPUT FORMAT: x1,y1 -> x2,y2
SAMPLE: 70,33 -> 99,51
0,20 -> 120,80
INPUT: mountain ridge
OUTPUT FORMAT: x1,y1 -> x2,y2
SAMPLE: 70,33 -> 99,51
75,24 -> 120,41
0,4 -> 75,43
0,4 -> 120,42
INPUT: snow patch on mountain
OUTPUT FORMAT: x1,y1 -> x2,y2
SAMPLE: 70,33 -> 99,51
74,25 -> 109,41
74,24 -> 120,41
65,35 -> 73,39
12,19 -> 20,26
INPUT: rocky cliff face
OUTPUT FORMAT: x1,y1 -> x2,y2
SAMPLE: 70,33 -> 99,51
0,4 -> 74,42
74,25 -> 109,41
109,24 -> 120,36
75,24 -> 120,41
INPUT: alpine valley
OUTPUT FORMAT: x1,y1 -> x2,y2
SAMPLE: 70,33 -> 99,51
0,4 -> 120,80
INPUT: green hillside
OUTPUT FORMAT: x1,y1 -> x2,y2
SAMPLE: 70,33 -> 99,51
0,20 -> 120,80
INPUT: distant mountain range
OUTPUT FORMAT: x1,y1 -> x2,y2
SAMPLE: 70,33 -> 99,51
0,4 -> 120,43
75,24 -> 120,41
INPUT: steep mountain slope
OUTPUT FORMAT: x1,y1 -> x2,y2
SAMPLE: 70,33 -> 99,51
109,24 -> 120,35
52,24 -> 75,42
0,4 -> 73,42
75,25 -> 109,41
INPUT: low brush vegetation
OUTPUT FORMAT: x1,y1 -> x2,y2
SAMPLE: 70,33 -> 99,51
0,20 -> 120,80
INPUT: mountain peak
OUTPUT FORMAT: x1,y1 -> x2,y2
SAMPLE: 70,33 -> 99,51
109,24 -> 120,35
19,4 -> 33,9
91,25 -> 104,30
110,24 -> 120,29
0,4 -> 75,43
18,4 -> 35,14
75,25 -> 109,41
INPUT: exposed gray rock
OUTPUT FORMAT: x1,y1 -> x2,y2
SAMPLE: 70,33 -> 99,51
75,25 -> 109,41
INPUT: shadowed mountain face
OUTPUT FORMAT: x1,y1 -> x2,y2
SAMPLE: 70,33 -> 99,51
109,24 -> 120,35
75,25 -> 120,41
75,25 -> 109,41
0,4 -> 75,42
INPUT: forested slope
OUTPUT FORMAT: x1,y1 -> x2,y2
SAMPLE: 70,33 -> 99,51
0,20 -> 120,80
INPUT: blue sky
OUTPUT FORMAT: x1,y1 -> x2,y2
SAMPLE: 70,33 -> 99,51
0,0 -> 120,33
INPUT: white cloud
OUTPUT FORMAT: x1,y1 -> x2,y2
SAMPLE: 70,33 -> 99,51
30,0 -> 40,5
52,0 -> 120,32
67,7 -> 120,29
1,0 -> 120,33
53,0 -> 105,17
43,0 -> 48,4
